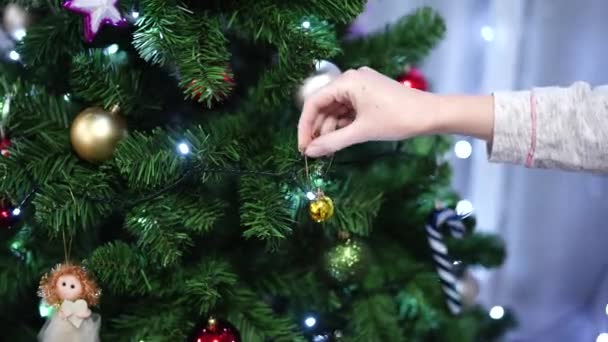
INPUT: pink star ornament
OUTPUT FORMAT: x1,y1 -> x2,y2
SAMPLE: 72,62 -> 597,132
63,0 -> 127,42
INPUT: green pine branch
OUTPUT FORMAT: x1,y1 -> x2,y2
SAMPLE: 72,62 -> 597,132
134,0 -> 232,106
446,233 -> 507,268
329,177 -> 384,236
226,287 -> 306,342
339,6 -> 446,76
182,259 -> 238,314
88,241 -> 155,295
125,194 -> 226,267
33,166 -> 116,235
70,49 -> 162,115
240,174 -> 294,248
17,12 -> 83,69
110,301 -> 192,341
345,294 -> 403,342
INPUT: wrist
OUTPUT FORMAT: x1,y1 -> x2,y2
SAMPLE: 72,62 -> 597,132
435,94 -> 494,141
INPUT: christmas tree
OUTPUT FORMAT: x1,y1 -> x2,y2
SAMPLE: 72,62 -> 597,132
0,1 -> 515,341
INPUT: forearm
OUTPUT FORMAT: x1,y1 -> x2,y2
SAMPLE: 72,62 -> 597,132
428,82 -> 608,173
433,94 -> 495,142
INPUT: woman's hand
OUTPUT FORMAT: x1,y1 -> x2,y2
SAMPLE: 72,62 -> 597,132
297,66 -> 440,157
297,66 -> 494,157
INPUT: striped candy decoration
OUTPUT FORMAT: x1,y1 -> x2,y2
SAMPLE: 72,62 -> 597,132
426,207 -> 466,314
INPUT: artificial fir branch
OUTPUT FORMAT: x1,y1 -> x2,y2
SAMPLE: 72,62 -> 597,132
226,287 -> 307,342
339,6 -> 446,76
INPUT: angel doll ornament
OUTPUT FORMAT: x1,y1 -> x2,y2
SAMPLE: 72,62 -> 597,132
37,263 -> 102,342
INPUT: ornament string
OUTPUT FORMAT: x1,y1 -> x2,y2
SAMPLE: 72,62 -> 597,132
303,154 -> 335,191
61,228 -> 73,264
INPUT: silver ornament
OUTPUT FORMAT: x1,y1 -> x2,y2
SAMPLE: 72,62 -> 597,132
3,4 -> 29,40
296,60 -> 342,106
457,271 -> 480,309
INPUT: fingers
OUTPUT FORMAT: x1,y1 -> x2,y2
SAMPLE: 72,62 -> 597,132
298,78 -> 349,152
305,121 -> 364,158
320,116 -> 338,136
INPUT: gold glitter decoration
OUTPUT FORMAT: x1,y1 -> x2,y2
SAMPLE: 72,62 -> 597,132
324,239 -> 370,283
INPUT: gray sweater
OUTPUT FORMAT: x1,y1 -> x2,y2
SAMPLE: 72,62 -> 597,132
490,82 -> 608,173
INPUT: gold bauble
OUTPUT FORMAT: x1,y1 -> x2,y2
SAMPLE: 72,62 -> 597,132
70,105 -> 127,163
296,60 -> 342,106
309,194 -> 334,223
324,238 -> 370,283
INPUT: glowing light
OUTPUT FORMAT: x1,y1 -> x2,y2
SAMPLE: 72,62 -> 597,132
302,21 -> 311,29
605,304 -> 608,315
64,94 -> 71,102
456,200 -> 474,217
454,140 -> 472,159
481,26 -> 495,41
10,240 -> 22,251
39,301 -> 55,317
489,306 -> 505,320
12,29 -> 26,41
132,11 -> 140,19
598,333 -> 608,342
177,142 -> 190,155
9,50 -> 20,61
12,208 -> 21,216
306,191 -> 316,201
304,316 -> 316,328
105,44 -> 119,55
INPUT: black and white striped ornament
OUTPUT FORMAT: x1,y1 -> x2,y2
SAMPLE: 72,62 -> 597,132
426,207 -> 466,314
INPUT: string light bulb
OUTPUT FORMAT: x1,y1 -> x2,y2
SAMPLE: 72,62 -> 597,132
489,305 -> 505,320
9,50 -> 20,61
304,316 -> 316,328
177,142 -> 190,155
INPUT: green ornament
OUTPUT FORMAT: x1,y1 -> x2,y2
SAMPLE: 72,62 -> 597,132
323,238 -> 370,283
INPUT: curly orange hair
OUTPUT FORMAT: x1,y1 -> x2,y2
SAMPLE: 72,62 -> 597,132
38,263 -> 101,307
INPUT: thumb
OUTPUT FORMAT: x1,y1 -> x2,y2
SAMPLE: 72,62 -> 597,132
305,121 -> 364,157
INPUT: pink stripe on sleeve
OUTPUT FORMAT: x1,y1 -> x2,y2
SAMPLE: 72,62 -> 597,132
525,91 -> 537,167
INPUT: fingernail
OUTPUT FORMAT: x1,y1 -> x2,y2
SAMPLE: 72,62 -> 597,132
306,144 -> 328,158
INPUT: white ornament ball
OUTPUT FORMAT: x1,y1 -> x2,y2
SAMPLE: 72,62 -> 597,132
3,4 -> 29,38
297,60 -> 342,106
457,271 -> 480,309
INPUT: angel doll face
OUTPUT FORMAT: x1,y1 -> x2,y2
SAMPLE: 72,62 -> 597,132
56,274 -> 83,301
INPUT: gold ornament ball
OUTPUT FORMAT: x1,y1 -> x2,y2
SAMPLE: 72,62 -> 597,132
324,239 -> 370,283
309,194 -> 334,223
70,105 -> 127,163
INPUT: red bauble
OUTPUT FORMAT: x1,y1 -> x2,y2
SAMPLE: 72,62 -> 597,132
0,136 -> 10,158
0,200 -> 15,229
191,319 -> 240,342
397,68 -> 428,91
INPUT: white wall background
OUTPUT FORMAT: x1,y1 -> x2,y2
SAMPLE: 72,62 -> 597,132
354,1 -> 608,341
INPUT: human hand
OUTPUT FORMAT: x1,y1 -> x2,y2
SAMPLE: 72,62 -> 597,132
297,66 -> 440,157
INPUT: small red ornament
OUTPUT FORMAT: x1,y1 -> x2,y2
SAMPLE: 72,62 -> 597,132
0,136 -> 10,158
397,68 -> 428,91
189,73 -> 234,101
0,199 -> 15,229
191,318 -> 240,342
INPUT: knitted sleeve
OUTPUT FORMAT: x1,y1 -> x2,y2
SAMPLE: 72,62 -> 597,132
489,82 -> 608,173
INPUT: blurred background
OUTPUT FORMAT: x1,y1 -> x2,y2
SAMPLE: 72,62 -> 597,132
353,0 -> 608,341
1,1 -> 607,341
